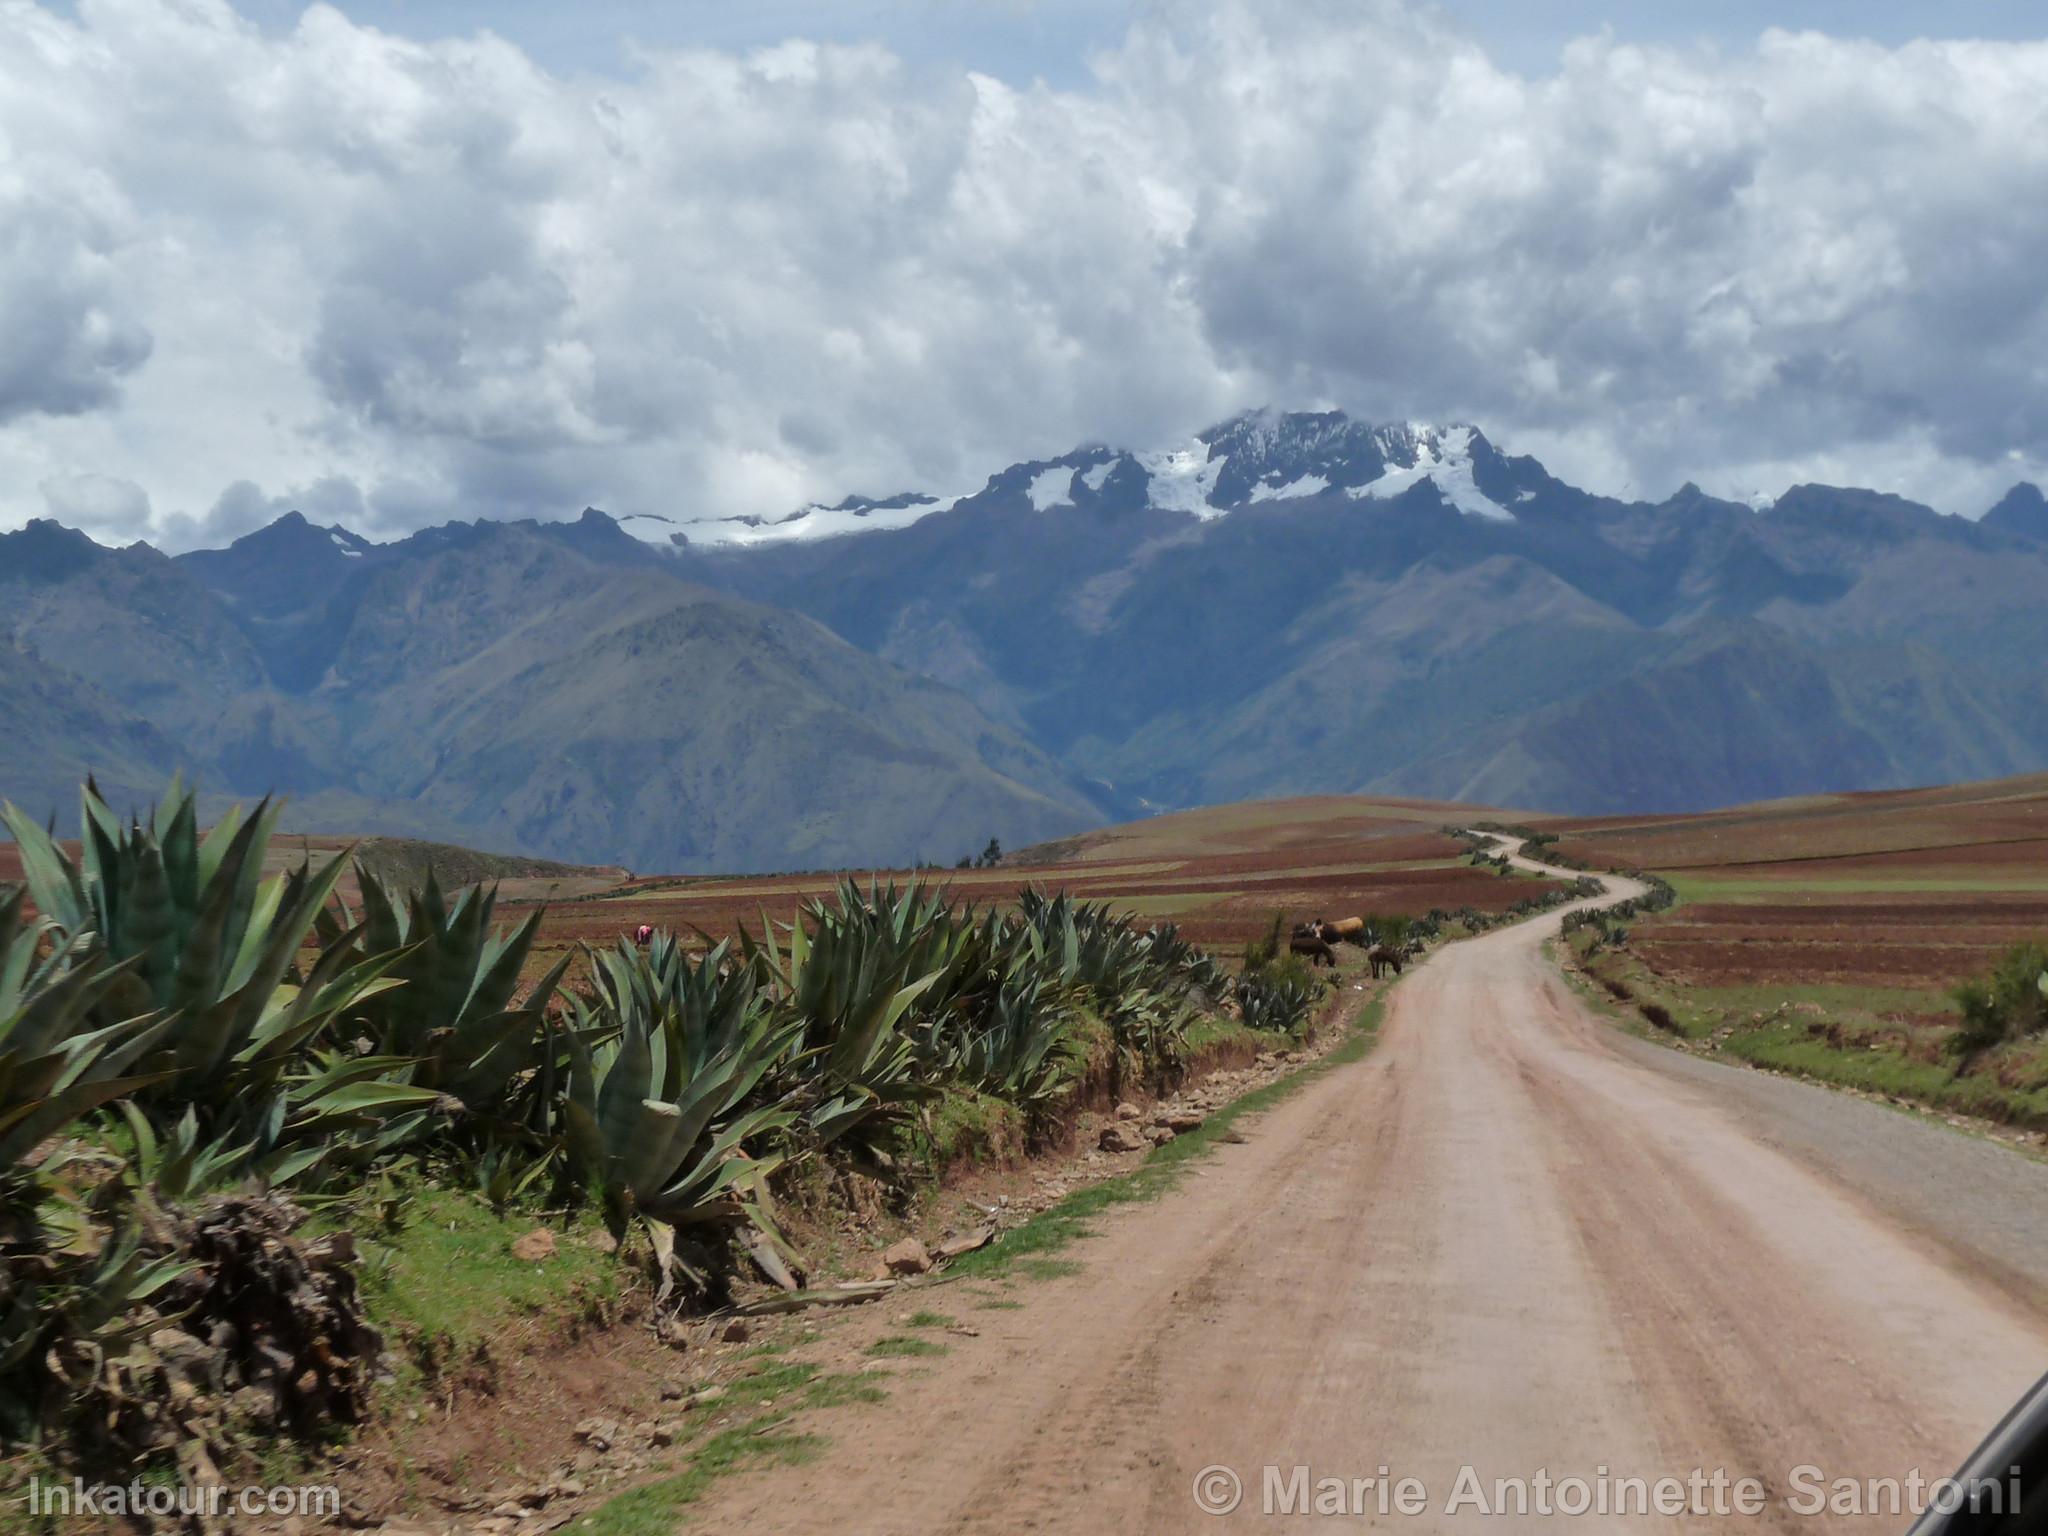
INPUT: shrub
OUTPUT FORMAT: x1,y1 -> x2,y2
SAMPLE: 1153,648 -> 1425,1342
1948,940 -> 2048,1057
1640,1002 -> 1679,1034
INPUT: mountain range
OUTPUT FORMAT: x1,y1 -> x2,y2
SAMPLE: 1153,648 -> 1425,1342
6,409 -> 2048,871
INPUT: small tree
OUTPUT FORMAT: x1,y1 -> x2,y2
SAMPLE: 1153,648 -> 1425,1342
978,837 -> 1003,868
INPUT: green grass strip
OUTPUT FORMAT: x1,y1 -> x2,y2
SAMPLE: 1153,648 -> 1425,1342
573,1361 -> 904,1535
865,1335 -> 948,1359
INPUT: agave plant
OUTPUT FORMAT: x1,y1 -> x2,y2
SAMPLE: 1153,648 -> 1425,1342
0,781 -> 404,1106
1015,888 -> 1195,1086
589,932 -> 763,1066
0,780 -> 443,1202
948,970 -> 1073,1120
1235,968 -> 1318,1036
1139,920 -> 1226,997
467,1140 -> 560,1216
563,937 -> 803,1244
114,1102 -> 249,1203
320,863 -> 569,1129
0,1216 -> 192,1444
0,887 -> 175,1181
101,1044 -> 448,1203
742,881 -> 967,1149
249,1051 -> 451,1192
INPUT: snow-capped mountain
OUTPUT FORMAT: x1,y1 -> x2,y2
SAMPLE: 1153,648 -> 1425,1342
1156,411 -> 1517,519
651,410 -> 1541,548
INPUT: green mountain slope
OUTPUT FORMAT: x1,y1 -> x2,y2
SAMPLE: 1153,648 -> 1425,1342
321,526 -> 1103,870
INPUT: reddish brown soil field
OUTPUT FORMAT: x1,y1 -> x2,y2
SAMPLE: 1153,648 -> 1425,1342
1629,916 -> 2046,990
1543,773 -> 2048,871
1546,773 -> 2048,994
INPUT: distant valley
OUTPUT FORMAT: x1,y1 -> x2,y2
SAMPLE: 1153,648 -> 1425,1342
6,409 -> 2048,872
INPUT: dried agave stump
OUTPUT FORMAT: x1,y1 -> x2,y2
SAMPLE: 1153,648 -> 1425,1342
25,1194 -> 383,1491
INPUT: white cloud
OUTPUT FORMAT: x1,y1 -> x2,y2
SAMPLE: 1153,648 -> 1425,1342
39,471 -> 152,540
0,187 -> 153,423
2,0 -> 2045,549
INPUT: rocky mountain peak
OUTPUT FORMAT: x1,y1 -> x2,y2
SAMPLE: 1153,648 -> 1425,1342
1984,481 -> 2048,542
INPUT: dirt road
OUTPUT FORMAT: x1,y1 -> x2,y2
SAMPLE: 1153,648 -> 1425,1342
691,851 -> 2048,1533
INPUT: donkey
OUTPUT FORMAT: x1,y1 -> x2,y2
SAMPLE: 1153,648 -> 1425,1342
1366,943 -> 1406,979
1288,932 -> 1339,968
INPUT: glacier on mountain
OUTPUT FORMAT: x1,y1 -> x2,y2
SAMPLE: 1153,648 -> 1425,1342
645,410 -> 1518,547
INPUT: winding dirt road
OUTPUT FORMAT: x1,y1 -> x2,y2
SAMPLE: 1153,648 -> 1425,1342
691,847 -> 2048,1533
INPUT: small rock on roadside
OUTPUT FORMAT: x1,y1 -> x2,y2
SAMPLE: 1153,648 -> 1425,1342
510,1228 -> 556,1263
572,1418 -> 620,1452
1098,1123 -> 1147,1153
1114,1101 -> 1142,1120
879,1237 -> 933,1276
721,1318 -> 751,1343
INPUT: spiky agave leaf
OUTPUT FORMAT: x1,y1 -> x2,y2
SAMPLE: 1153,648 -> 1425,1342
115,1102 -> 254,1204
0,888 -> 176,1175
740,880 -> 982,1149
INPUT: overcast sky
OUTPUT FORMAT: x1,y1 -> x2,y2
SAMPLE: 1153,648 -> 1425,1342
6,0 -> 2047,549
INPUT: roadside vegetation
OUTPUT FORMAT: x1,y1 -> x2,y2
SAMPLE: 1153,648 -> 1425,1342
1564,914 -> 2048,1129
1443,830 -> 1614,932
0,777 -> 1338,1488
